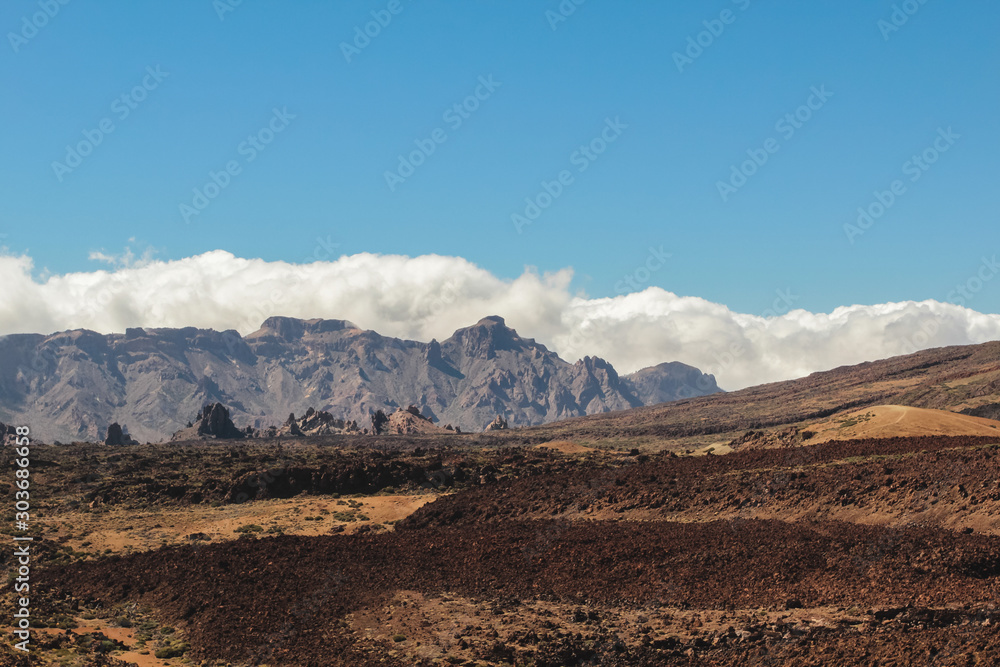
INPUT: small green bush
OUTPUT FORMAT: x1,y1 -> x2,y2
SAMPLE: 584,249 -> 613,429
234,524 -> 264,534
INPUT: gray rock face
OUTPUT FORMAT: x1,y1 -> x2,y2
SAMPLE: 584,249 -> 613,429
625,362 -> 723,404
0,316 -> 722,443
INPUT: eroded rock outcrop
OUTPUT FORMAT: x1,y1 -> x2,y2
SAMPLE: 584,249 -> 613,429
484,415 -> 508,432
385,406 -> 453,435
371,409 -> 389,436
261,408 -> 362,438
171,403 -> 245,441
105,422 -> 138,446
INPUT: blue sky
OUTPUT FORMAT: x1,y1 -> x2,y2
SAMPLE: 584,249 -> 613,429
2,0 -> 998,316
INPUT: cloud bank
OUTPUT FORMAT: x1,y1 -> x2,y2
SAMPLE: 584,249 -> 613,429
2,250 -> 999,391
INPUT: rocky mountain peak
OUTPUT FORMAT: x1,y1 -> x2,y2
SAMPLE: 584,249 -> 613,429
447,315 -> 523,359
624,362 -> 722,404
425,339 -> 443,364
576,355 -> 620,381
254,317 -> 359,341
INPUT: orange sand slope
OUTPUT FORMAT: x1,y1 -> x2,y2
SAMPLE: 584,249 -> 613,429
536,440 -> 596,454
805,405 -> 1000,444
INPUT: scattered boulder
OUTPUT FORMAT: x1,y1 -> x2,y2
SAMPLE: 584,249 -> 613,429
484,415 -> 509,432
104,423 -> 138,446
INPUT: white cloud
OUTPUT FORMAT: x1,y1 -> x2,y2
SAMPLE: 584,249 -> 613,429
1,250 -> 998,390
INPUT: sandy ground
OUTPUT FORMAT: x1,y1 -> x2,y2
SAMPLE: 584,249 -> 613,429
694,442 -> 734,456
804,405 -> 1000,443
536,440 -> 596,454
41,493 -> 439,555
32,621 -> 176,667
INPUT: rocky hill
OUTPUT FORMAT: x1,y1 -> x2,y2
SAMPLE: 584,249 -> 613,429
0,316 -> 721,443
517,339 -> 1000,447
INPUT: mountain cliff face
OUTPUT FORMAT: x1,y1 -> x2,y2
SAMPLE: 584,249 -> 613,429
0,316 -> 721,442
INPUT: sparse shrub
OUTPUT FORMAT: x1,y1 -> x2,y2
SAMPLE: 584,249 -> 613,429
234,524 -> 264,534
154,643 -> 189,659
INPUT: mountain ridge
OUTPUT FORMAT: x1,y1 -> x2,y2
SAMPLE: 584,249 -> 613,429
0,316 -> 721,442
